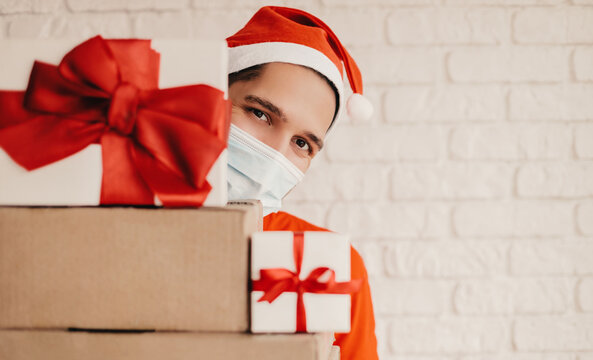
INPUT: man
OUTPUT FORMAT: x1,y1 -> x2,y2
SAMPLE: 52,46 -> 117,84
226,6 -> 378,359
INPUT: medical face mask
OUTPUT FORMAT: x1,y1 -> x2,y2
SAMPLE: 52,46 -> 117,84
227,124 -> 305,216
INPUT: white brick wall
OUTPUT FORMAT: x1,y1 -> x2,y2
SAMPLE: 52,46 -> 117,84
2,0 -> 592,358
514,315 -> 593,351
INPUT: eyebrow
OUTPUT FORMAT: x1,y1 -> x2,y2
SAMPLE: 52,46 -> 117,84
245,95 -> 286,121
244,94 -> 325,151
304,131 -> 324,151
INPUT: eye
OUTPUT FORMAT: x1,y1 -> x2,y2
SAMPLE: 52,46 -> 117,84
293,137 -> 311,154
249,108 -> 271,125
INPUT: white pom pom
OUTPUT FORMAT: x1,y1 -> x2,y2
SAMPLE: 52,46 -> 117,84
346,93 -> 373,121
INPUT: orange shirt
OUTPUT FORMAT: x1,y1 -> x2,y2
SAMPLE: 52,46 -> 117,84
263,211 -> 379,360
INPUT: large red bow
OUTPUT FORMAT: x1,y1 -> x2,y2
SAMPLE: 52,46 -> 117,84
251,232 -> 362,332
0,36 -> 230,206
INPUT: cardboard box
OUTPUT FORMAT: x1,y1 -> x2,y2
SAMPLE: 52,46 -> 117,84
0,202 -> 261,331
0,38 -> 228,206
0,330 -> 334,360
251,231 -> 355,333
329,346 -> 340,360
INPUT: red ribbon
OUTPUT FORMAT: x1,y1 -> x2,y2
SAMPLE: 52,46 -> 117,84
252,232 -> 362,332
0,36 -> 230,206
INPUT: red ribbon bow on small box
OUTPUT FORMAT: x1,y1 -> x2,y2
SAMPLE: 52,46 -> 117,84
0,36 -> 230,206
252,232 -> 362,332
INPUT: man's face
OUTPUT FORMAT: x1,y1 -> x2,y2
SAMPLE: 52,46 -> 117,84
228,62 -> 336,173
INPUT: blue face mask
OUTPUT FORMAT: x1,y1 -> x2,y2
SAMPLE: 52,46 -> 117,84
227,124 -> 305,216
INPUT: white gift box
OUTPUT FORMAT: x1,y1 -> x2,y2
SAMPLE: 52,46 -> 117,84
251,231 -> 353,333
0,38 -> 228,206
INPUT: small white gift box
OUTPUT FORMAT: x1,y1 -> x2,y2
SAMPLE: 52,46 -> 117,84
251,231 -> 359,333
0,38 -> 228,207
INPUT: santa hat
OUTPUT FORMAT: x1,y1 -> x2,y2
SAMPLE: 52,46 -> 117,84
226,6 -> 373,128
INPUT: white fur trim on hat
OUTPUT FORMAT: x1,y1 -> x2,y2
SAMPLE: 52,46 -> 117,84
347,93 -> 373,121
228,42 -> 345,123
228,42 -> 344,94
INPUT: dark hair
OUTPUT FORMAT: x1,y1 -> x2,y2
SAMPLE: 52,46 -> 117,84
228,63 -> 340,126
228,64 -> 267,85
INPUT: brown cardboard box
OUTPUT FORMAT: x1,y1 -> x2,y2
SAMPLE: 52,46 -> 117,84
0,330 -> 333,360
329,346 -> 340,360
0,202 -> 261,331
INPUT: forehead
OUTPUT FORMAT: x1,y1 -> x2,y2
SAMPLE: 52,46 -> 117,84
235,63 -> 336,138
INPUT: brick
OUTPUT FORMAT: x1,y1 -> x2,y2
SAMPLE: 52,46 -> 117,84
448,47 -> 569,83
434,8 -> 509,44
450,124 -> 571,160
576,124 -> 593,159
454,279 -> 573,315
514,7 -> 593,44
0,0 -> 62,13
391,163 -> 512,200
328,203 -> 449,239
567,7 -> 593,43
193,0 -> 275,8
375,318 -> 390,360
328,164 -> 389,200
460,355 -> 577,360
277,202 -> 329,229
325,125 -> 444,162
385,241 -> 506,277
514,315 -> 593,351
371,279 -> 450,315
453,202 -> 573,237
67,0 -> 189,11
386,9 -> 433,45
318,8 -> 384,46
387,8 -> 508,45
349,46 -> 440,84
0,0 -> 63,13
384,85 -> 505,123
578,203 -> 593,235
578,278 -> 593,312
8,14 -> 132,38
193,9 -> 259,41
510,85 -> 593,121
285,163 -> 389,202
387,357 -> 453,360
353,242 -> 385,277
62,14 -> 132,38
133,12 -> 192,38
574,48 -> 593,81
6,15 -> 50,37
0,0 -> 30,13
448,0 -> 564,3
32,0 -> 63,13
322,0 -> 436,5
389,317 -> 509,354
513,8 -> 567,44
510,240 -> 593,275
517,163 -> 593,198
509,48 -> 569,82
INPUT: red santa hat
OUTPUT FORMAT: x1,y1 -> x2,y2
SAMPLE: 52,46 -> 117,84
226,6 -> 373,128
